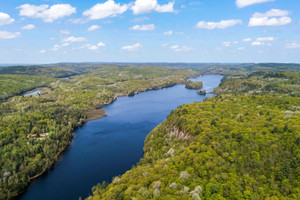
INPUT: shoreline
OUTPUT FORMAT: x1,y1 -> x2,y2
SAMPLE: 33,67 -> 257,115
14,78 -> 197,199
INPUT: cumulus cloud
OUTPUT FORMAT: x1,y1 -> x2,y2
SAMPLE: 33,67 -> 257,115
236,0 -> 274,8
251,37 -> 275,46
40,50 -> 46,54
286,43 -> 300,48
83,0 -> 128,20
130,24 -> 155,31
18,4 -> 76,22
131,0 -> 174,15
164,30 -> 173,35
249,9 -> 291,26
88,25 -> 101,31
88,45 -> 98,50
97,42 -> 106,47
22,24 -> 35,30
0,31 -> 21,39
62,36 -> 86,43
0,12 -> 14,26
78,43 -> 105,50
196,19 -> 242,29
122,43 -> 143,51
170,45 -> 192,52
52,43 -> 70,51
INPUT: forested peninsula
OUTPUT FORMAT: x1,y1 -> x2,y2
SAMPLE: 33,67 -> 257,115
88,65 -> 300,200
0,64 -> 197,199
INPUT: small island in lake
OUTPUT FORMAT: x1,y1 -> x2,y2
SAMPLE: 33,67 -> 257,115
197,89 -> 206,95
185,81 -> 203,89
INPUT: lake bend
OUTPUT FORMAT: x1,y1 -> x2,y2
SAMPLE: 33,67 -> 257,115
19,75 -> 223,200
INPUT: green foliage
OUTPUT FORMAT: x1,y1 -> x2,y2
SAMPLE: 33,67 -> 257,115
88,95 -> 300,200
215,71 -> 300,97
0,65 -> 197,199
185,81 -> 203,90
0,65 -> 76,78
0,75 -> 55,101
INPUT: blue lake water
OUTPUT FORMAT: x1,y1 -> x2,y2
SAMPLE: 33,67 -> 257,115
23,90 -> 41,96
19,75 -> 223,200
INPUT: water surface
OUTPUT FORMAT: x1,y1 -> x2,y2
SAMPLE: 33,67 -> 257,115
19,75 -> 223,200
23,90 -> 41,96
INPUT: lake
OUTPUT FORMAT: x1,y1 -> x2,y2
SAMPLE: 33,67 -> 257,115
19,75 -> 223,200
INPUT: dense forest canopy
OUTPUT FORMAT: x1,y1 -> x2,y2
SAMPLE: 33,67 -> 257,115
88,64 -> 300,200
88,95 -> 300,200
1,63 -> 300,200
0,65 -> 197,199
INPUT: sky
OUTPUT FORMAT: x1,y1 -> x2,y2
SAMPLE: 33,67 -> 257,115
0,0 -> 299,64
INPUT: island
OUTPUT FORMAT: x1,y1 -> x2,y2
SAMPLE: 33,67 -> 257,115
185,80 -> 203,89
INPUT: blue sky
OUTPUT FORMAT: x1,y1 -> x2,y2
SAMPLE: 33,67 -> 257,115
0,0 -> 299,63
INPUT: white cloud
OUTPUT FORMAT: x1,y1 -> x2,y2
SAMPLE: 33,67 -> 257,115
88,45 -> 98,50
62,43 -> 70,47
130,24 -> 155,31
52,43 -> 70,51
164,30 -> 173,35
22,24 -> 35,30
249,9 -> 291,26
0,31 -> 21,39
78,43 -> 103,50
62,36 -> 86,43
196,19 -> 242,29
236,0 -> 274,8
243,38 -> 252,42
40,50 -> 46,54
256,37 -> 275,41
238,47 -> 245,50
0,12 -> 14,26
222,41 -> 239,47
88,25 -> 101,31
97,42 -> 106,47
60,30 -> 70,34
251,37 -> 275,46
170,45 -> 192,52
83,0 -> 128,20
52,45 -> 60,51
131,0 -> 174,15
18,4 -> 76,22
253,9 -> 288,18
122,43 -> 143,51
252,41 -> 269,46
286,43 -> 300,48
222,42 -> 231,47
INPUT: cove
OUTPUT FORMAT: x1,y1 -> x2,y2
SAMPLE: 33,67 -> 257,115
19,75 -> 223,200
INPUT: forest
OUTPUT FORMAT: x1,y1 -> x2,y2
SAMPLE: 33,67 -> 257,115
1,63 -> 300,199
88,66 -> 300,200
0,65 -> 197,199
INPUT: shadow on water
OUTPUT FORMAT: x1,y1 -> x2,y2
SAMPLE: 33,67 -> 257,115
19,75 -> 223,200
